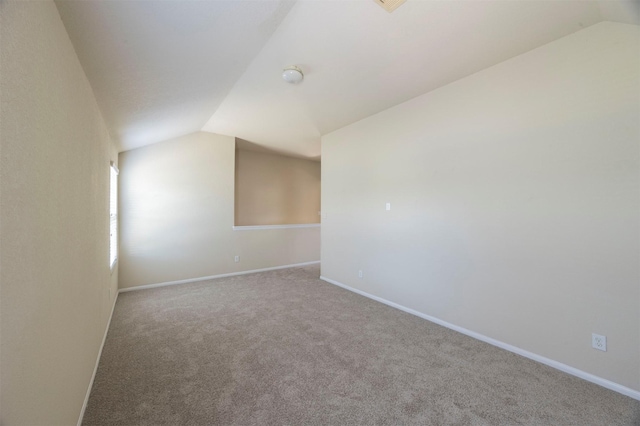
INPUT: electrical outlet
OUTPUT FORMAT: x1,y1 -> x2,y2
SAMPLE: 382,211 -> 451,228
358,270 -> 363,279
234,255 -> 240,263
386,202 -> 391,211
592,333 -> 606,352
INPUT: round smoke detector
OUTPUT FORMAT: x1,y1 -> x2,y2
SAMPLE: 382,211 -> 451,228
282,65 -> 304,84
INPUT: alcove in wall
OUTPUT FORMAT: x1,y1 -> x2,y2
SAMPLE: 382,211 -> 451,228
234,139 -> 320,226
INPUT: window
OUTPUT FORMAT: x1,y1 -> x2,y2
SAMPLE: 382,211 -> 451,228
110,162 -> 119,269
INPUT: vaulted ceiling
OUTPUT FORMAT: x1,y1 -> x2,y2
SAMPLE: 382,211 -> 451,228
56,0 -> 639,158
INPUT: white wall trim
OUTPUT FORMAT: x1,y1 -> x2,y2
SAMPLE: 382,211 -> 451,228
77,290 -> 119,426
119,261 -> 321,293
232,223 -> 320,231
319,275 -> 640,401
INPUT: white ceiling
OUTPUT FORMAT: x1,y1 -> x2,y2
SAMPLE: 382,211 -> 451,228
55,0 -> 296,152
56,0 -> 639,157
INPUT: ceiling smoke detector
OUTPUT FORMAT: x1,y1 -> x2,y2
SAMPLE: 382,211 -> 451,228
373,0 -> 406,13
282,65 -> 304,84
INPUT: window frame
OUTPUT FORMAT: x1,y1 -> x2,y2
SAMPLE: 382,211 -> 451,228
109,161 -> 119,271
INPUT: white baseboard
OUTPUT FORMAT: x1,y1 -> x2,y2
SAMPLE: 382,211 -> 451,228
319,275 -> 640,402
77,289 -> 120,426
119,261 -> 321,293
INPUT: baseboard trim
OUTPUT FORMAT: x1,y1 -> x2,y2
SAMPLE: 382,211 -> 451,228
119,261 -> 322,293
77,289 -> 119,426
319,275 -> 640,401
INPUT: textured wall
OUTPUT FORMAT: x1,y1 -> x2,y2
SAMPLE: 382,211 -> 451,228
235,149 -> 320,226
0,1 -> 119,424
321,22 -> 640,392
118,132 -> 320,289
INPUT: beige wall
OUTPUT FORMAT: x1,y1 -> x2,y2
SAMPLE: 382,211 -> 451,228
321,22 -> 640,392
0,1 -> 119,424
235,149 -> 320,226
118,132 -> 320,289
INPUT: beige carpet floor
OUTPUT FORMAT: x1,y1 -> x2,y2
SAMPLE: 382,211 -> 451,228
83,265 -> 639,425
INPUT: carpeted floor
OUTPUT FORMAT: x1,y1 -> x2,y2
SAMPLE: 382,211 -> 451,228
83,265 -> 640,425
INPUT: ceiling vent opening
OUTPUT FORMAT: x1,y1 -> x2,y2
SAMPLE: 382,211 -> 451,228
373,0 -> 406,13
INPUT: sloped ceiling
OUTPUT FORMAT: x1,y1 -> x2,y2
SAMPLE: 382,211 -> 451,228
56,0 -> 639,157
55,0 -> 296,152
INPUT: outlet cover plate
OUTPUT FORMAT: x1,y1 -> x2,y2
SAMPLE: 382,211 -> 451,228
592,333 -> 607,352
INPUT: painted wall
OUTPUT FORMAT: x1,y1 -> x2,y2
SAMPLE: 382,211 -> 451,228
118,132 -> 320,289
0,1 -> 119,424
235,149 -> 320,226
321,22 -> 640,392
